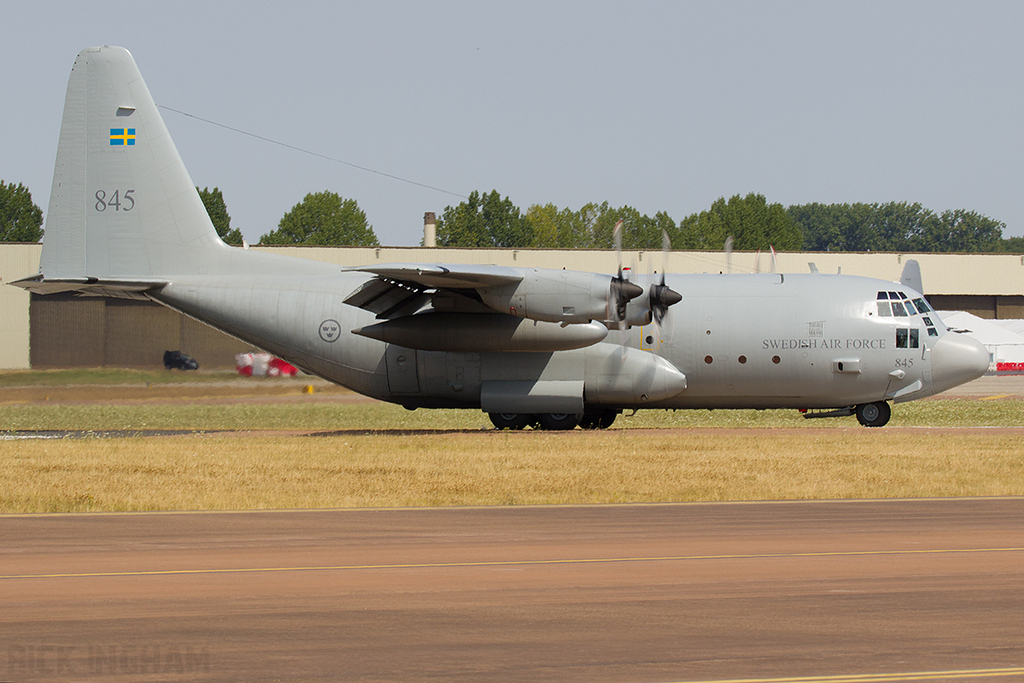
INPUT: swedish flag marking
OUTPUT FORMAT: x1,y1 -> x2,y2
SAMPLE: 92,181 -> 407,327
109,128 -> 136,146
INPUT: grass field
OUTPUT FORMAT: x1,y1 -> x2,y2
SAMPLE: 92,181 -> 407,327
2,395 -> 1023,431
2,369 -> 1022,513
3,430 -> 1023,513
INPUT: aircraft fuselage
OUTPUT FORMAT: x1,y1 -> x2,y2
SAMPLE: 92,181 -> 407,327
155,266 -> 978,414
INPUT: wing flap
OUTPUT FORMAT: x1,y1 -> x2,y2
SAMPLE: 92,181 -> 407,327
343,277 -> 431,318
342,263 -> 523,319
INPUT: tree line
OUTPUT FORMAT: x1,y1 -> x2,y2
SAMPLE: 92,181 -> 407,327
3,178 -> 1023,253
437,191 -> 1024,253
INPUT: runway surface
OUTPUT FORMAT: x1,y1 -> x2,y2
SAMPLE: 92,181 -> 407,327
2,499 -> 1023,682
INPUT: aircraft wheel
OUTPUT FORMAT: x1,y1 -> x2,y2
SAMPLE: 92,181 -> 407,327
537,413 -> 580,431
489,412 -> 531,430
855,401 -> 891,427
596,410 -> 617,429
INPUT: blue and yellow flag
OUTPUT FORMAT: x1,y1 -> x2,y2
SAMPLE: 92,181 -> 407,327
109,128 -> 136,146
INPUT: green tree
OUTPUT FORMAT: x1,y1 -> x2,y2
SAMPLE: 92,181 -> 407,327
789,202 -> 1005,253
911,209 -> 1004,253
524,202 -> 601,248
788,202 -> 883,252
524,203 -> 560,248
0,180 -> 43,242
197,187 -> 243,246
590,205 -> 678,251
871,201 -> 934,251
436,190 -> 532,248
1002,235 -> 1024,253
680,193 -> 800,251
260,191 -> 378,246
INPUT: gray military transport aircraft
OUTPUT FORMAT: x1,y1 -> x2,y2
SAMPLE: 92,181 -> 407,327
14,46 -> 991,429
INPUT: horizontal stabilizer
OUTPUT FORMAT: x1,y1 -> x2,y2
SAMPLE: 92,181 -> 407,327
11,274 -> 167,300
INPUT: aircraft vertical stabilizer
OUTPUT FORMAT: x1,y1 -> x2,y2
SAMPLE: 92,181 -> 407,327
40,46 -> 232,281
900,259 -> 924,295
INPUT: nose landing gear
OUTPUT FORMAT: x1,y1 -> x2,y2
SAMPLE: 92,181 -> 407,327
855,401 -> 891,427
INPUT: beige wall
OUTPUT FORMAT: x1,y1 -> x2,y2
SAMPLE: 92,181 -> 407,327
0,244 -> 41,369
4,243 -> 1024,369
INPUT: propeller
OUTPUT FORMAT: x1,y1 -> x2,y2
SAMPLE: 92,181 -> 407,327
649,229 -> 682,325
610,220 -> 643,328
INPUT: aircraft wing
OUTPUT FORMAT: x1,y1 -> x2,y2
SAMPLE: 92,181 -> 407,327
342,264 -> 523,319
342,264 -> 523,289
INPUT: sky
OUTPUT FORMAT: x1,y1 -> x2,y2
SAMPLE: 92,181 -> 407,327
3,1 -> 1023,246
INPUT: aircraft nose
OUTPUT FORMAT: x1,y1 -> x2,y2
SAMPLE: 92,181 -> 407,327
930,332 -> 990,395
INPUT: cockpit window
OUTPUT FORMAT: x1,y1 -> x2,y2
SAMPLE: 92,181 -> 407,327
912,298 -> 931,313
896,328 -> 921,349
877,291 -> 889,300
877,301 -> 892,317
888,291 -> 900,300
891,301 -> 909,316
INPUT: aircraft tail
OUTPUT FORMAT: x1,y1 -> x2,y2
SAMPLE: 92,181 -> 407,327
38,46 -> 232,283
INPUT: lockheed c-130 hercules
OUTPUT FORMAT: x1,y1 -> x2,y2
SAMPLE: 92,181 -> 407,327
14,46 -> 991,429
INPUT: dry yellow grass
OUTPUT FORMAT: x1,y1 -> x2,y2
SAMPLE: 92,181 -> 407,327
2,430 -> 1022,513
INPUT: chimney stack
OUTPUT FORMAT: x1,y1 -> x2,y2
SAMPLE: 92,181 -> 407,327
423,212 -> 436,247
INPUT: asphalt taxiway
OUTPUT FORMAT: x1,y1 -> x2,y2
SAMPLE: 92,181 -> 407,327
2,498 -> 1023,682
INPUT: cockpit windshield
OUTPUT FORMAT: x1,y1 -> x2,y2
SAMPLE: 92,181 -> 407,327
874,290 -> 940,338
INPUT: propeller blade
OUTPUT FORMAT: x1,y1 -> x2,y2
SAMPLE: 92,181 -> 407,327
650,229 -> 681,325
660,229 -> 670,286
610,219 -> 630,330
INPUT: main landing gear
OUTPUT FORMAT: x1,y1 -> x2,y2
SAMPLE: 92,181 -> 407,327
489,409 -> 619,431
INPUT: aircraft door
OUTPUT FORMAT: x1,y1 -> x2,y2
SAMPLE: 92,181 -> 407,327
386,344 -> 420,393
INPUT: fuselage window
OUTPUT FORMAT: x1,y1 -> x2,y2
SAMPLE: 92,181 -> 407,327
877,301 -> 892,317
896,328 -> 908,348
909,329 -> 920,347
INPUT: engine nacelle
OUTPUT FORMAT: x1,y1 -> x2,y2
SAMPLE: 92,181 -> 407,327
478,269 -> 613,324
